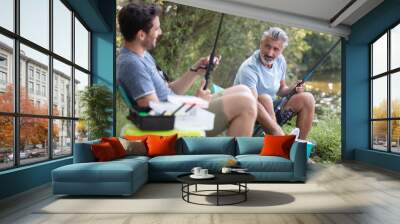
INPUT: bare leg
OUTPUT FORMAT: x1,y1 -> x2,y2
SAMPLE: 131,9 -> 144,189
258,94 -> 276,120
219,85 -> 257,136
256,102 -> 284,135
284,92 -> 315,139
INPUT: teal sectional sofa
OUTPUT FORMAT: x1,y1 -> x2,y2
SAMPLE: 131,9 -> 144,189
52,137 -> 307,196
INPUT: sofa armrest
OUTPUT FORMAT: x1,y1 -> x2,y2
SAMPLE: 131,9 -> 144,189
289,141 -> 307,181
73,140 -> 100,163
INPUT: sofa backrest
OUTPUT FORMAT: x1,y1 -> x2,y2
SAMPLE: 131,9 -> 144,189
73,139 -> 100,163
235,137 -> 263,155
178,137 -> 235,155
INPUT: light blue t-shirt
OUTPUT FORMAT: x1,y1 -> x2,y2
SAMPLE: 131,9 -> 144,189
116,47 -> 174,102
234,50 -> 286,98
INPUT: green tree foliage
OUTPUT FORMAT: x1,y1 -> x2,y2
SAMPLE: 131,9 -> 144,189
79,84 -> 113,140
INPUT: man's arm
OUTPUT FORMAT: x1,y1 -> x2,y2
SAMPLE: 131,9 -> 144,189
136,93 -> 159,108
277,80 -> 304,97
168,70 -> 198,95
169,56 -> 219,95
277,80 -> 292,97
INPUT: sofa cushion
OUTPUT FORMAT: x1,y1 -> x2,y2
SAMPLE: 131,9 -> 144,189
52,158 -> 147,183
179,137 -> 235,155
73,139 -> 101,163
236,155 -> 293,172
119,138 -> 147,156
101,137 -> 127,158
115,155 -> 150,165
148,154 -> 235,172
147,134 -> 177,157
91,142 -> 118,161
260,135 -> 296,159
236,137 -> 263,155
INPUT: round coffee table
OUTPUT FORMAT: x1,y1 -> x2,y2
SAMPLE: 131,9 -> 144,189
177,173 -> 255,206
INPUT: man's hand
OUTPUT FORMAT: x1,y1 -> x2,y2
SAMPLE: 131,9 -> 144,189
195,79 -> 212,102
294,80 -> 304,93
190,55 -> 221,76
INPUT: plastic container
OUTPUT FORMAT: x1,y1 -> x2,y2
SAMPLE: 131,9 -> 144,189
127,108 -> 175,131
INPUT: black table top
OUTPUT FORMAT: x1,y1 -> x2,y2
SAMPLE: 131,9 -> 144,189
177,172 -> 255,185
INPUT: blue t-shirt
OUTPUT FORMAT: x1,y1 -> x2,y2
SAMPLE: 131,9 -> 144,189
234,50 -> 286,98
116,47 -> 174,102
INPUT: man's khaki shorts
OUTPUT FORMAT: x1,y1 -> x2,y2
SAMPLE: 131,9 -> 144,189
205,92 -> 229,136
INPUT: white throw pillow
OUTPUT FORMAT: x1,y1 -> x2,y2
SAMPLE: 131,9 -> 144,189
119,138 -> 147,156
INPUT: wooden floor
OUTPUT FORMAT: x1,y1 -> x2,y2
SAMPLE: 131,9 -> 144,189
1,161 -> 400,224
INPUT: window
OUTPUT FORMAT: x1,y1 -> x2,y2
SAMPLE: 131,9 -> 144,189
0,55 -> 7,67
370,23 -> 400,154
0,0 -> 14,32
0,54 -> 7,88
41,73 -> 46,83
75,17 -> 89,70
0,34 -> 13,113
28,81 -> 34,94
28,67 -> 34,80
0,0 -> 91,170
35,70 -> 41,81
53,0 -> 72,60
0,71 -> 6,85
36,84 -> 40,95
42,85 -> 46,97
53,59 -> 72,117
20,0 -> 49,49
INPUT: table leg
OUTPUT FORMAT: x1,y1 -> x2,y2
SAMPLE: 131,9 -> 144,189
217,184 -> 219,206
245,183 -> 247,201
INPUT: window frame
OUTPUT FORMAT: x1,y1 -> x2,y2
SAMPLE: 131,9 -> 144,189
0,0 -> 92,171
370,20 -> 400,154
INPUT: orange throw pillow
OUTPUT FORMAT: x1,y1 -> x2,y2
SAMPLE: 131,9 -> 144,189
101,137 -> 126,158
259,135 -> 296,159
91,142 -> 117,162
124,135 -> 150,141
146,134 -> 177,157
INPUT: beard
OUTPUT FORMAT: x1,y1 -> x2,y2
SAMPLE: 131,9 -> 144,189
143,37 -> 158,51
263,54 -> 275,64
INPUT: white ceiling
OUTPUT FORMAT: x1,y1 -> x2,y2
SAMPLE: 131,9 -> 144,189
167,0 -> 384,37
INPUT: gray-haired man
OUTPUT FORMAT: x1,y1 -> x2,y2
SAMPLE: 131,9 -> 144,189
234,27 -> 315,139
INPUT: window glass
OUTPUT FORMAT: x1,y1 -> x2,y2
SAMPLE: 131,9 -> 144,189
74,18 -> 89,70
372,121 -> 388,151
20,44 -> 49,115
391,72 -> 400,118
391,120 -> 400,153
0,0 -> 14,31
75,120 -> 88,143
0,116 -> 13,170
372,77 -> 387,119
0,35 -> 14,113
53,59 -> 72,117
74,69 -> 89,118
53,0 -> 72,60
372,33 -> 387,76
391,24 -> 400,70
20,117 -> 49,165
53,119 -> 72,158
20,0 -> 49,49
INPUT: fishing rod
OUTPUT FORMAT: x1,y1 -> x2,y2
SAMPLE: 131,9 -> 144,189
274,39 -> 341,114
203,14 -> 224,90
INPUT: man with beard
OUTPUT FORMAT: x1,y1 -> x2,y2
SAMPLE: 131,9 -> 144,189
117,3 -> 257,136
234,27 -> 315,140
